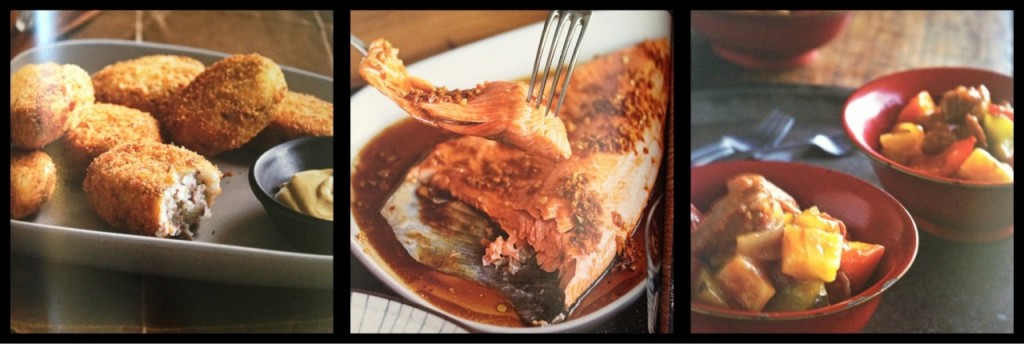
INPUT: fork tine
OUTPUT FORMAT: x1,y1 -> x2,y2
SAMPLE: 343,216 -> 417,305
548,11 -> 590,118
765,114 -> 794,148
756,111 -> 794,148
528,10 -> 591,117
752,117 -> 772,137
755,111 -> 784,135
527,11 -> 559,104
756,113 -> 784,143
544,24 -> 574,116
535,12 -> 569,109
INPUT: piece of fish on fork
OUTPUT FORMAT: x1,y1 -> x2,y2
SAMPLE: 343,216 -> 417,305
358,39 -> 572,161
382,38 -> 670,325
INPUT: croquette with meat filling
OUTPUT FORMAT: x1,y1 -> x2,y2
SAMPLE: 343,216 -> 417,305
64,103 -> 163,172
83,142 -> 222,239
91,55 -> 205,122
10,63 -> 95,149
165,53 -> 287,156
10,150 -> 58,219
249,91 -> 333,150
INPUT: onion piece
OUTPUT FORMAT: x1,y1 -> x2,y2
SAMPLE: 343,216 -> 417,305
690,203 -> 702,233
736,226 -> 783,261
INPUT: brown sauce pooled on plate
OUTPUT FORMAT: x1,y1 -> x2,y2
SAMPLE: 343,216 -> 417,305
351,118 -> 657,327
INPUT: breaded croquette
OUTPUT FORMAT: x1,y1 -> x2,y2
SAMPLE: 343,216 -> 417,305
64,103 -> 163,171
165,54 -> 287,156
249,91 -> 334,150
10,150 -> 57,219
91,55 -> 205,122
10,63 -> 95,149
83,142 -> 222,239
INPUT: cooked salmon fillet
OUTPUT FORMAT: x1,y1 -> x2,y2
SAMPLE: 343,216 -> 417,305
359,39 -> 571,161
383,38 -> 670,321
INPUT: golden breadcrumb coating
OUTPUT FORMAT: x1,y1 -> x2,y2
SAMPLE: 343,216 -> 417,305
91,55 -> 205,122
10,150 -> 57,219
64,103 -> 163,171
165,53 -> 287,156
83,142 -> 222,238
10,63 -> 95,149
249,91 -> 334,150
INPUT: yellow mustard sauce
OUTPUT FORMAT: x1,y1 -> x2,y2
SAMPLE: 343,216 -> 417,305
275,168 -> 333,221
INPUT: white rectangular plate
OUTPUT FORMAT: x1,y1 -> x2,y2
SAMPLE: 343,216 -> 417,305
350,11 -> 671,332
11,39 -> 333,289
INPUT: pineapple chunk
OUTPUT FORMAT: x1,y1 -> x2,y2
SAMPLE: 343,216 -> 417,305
897,91 -> 937,124
714,255 -> 776,311
781,224 -> 843,282
880,123 -> 925,164
794,207 -> 843,234
958,148 -> 1013,182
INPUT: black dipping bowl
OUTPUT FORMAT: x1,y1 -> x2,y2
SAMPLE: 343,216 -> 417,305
249,136 -> 334,255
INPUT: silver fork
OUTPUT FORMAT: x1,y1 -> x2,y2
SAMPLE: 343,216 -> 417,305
350,34 -> 368,56
527,10 -> 592,118
690,110 -> 795,166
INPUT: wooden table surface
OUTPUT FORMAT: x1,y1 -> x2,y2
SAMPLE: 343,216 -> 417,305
11,10 -> 334,77
9,10 -> 334,333
691,10 -> 1013,90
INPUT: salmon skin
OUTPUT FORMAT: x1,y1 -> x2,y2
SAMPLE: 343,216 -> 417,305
382,175 -> 564,323
381,38 -> 670,326
359,38 -> 572,161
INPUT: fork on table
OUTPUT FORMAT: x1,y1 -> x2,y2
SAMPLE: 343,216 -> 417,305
690,110 -> 796,166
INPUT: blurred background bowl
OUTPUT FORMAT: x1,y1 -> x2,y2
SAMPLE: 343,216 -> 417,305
250,136 -> 334,255
691,10 -> 852,70
843,67 -> 1014,243
691,161 -> 917,333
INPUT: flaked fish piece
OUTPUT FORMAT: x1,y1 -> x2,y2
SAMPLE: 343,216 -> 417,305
382,169 -> 564,323
382,38 -> 670,325
358,38 -> 571,161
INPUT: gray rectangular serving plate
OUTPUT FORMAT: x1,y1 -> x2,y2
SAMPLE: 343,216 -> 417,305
10,39 -> 333,289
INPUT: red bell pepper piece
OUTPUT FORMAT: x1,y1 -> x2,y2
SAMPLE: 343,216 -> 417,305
839,241 -> 885,294
989,103 -> 1014,121
912,136 -> 977,177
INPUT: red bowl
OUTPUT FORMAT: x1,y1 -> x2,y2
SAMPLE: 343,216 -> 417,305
691,161 -> 918,333
691,10 -> 852,70
843,67 -> 1014,243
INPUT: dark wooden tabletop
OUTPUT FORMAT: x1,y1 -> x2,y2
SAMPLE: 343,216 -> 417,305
11,10 -> 333,77
691,10 -> 1013,90
9,10 -> 334,333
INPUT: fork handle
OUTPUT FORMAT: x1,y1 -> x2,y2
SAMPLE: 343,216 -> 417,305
691,140 -> 736,166
690,139 -> 727,162
691,145 -> 736,166
351,34 -> 368,56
